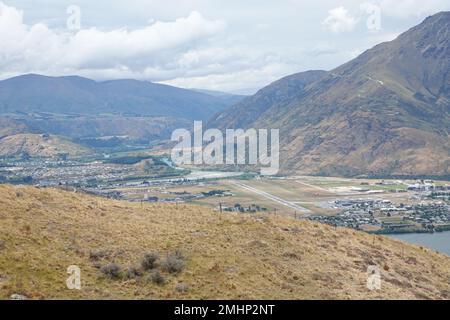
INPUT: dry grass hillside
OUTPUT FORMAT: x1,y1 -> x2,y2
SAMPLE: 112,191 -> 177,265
0,134 -> 91,157
0,117 -> 30,138
0,184 -> 449,300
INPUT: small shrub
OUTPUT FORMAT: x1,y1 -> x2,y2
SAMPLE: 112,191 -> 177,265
141,252 -> 159,271
100,263 -> 122,279
149,271 -> 166,285
161,251 -> 186,274
124,267 -> 142,279
92,262 -> 102,269
175,283 -> 189,294
89,250 -> 109,261
171,250 -> 185,261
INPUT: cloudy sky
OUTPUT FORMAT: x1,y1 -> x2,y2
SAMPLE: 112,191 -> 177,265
1,0 -> 449,93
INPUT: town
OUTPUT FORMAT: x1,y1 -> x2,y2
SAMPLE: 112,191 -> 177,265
1,153 -> 449,235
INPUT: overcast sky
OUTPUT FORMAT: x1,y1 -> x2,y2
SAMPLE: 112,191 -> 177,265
1,0 -> 449,94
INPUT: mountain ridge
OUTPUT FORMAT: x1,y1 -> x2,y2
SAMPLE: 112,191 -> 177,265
209,12 -> 450,177
0,74 -> 243,121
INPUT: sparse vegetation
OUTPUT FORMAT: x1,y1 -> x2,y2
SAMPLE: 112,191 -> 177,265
141,252 -> 159,271
124,267 -> 142,280
0,184 -> 449,299
175,283 -> 189,294
100,263 -> 122,280
89,250 -> 110,261
161,251 -> 186,274
149,271 -> 166,285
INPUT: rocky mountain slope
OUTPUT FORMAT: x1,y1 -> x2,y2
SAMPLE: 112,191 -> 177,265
211,70 -> 327,129
0,184 -> 449,299
209,12 -> 450,177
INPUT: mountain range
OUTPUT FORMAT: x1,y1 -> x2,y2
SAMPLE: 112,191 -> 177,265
0,12 -> 449,177
0,75 -> 244,145
0,74 -> 243,121
210,12 -> 450,177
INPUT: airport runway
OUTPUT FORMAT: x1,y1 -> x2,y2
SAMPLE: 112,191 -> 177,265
231,181 -> 311,214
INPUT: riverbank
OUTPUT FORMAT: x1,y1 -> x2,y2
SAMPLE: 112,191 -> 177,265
370,224 -> 450,235
388,231 -> 450,256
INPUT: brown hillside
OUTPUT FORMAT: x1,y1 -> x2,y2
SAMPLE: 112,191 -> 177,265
0,184 -> 449,300
0,134 -> 91,157
0,117 -> 30,138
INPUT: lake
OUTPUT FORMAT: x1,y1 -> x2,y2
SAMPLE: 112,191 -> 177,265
389,231 -> 450,256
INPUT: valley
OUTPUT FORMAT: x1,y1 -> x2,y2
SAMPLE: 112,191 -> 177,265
116,172 -> 450,237
0,7 -> 449,302
2,147 -> 448,239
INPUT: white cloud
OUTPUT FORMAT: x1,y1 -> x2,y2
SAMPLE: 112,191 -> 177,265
0,2 -> 227,80
379,0 -> 450,19
162,61 -> 293,93
0,1 -> 299,92
323,6 -> 359,33
1,1 -> 448,92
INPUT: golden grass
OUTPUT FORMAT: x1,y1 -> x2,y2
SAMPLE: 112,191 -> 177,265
0,184 -> 449,300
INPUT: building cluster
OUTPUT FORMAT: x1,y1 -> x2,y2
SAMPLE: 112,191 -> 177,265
310,197 -> 450,234
0,158 -> 137,187
217,203 -> 268,213
407,180 -> 450,191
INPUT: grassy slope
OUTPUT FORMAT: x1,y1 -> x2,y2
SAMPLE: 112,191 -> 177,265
0,184 -> 449,300
0,134 -> 91,157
